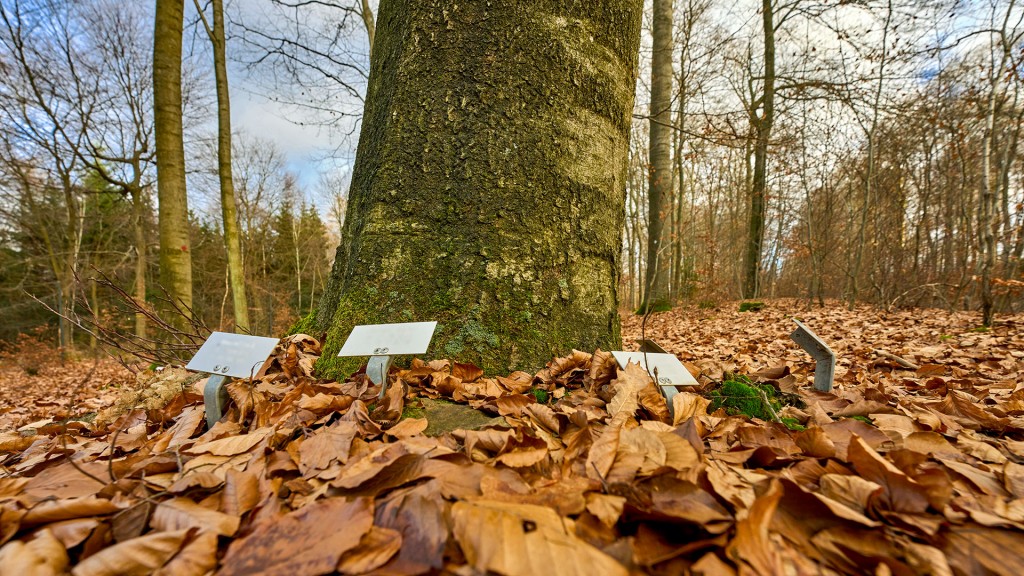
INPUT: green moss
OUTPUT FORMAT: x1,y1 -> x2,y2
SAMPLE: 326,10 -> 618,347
287,311 -> 317,336
697,300 -> 717,310
739,301 -> 765,312
401,403 -> 426,420
969,326 -> 990,333
529,389 -> 549,404
848,415 -> 874,426
707,375 -> 781,420
635,300 -> 673,314
781,417 -> 805,431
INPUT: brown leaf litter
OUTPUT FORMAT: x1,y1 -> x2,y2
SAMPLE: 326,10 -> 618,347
0,300 -> 1022,574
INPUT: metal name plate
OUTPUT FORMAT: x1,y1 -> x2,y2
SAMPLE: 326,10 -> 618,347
611,351 -> 698,387
186,332 -> 280,379
338,321 -> 438,357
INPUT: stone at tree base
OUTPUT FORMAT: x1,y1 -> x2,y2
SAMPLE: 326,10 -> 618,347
407,398 -> 507,437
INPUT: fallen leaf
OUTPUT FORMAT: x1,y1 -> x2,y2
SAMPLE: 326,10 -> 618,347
71,529 -> 193,576
153,530 -> 219,576
336,526 -> 402,574
0,529 -> 68,576
219,497 -> 373,576
453,500 -> 627,576
185,427 -> 272,456
151,497 -> 239,536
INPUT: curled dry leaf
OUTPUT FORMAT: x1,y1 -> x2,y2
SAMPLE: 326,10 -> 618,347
0,528 -> 68,576
151,497 -> 240,536
185,427 -> 272,457
153,530 -> 219,576
71,529 -> 193,576
452,500 -> 627,576
219,497 -> 373,576
336,526 -> 402,574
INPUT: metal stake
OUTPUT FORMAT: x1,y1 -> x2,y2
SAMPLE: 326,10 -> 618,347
203,374 -> 230,429
367,355 -> 393,400
790,319 -> 836,392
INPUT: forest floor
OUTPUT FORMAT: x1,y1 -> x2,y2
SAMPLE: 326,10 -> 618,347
1,299 -> 1023,574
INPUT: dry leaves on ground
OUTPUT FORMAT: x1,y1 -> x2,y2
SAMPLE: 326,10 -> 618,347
0,301 -> 1023,574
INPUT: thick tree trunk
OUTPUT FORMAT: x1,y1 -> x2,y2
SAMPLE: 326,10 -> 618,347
642,0 -> 673,311
742,0 -> 774,300
153,0 -> 193,322
313,0 -> 643,375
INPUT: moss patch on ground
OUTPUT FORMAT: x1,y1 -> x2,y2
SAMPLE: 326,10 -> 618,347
405,398 -> 507,436
707,375 -> 782,421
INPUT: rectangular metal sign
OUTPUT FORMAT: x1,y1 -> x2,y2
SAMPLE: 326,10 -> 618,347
611,351 -> 698,387
338,321 -> 438,357
186,332 -> 280,379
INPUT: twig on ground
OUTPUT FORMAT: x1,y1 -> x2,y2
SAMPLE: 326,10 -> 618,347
873,349 -> 920,370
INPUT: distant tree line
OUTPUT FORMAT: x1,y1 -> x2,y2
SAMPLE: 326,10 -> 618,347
0,0 -> 335,350
1,0 -> 1022,359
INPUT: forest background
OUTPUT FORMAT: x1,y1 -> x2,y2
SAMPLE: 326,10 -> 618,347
1,0 -> 1023,356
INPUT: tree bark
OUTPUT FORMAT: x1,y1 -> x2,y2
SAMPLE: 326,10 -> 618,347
642,0 -> 673,311
742,0 -> 774,300
313,0 -> 643,375
360,0 -> 376,61
203,0 -> 250,332
132,182 -> 148,340
153,0 -> 193,322
980,0 -> 1018,326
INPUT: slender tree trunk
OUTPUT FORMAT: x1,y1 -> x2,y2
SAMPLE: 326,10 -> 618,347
849,0 -> 892,309
313,0 -> 644,376
360,0 -> 375,60
642,0 -> 674,311
980,0 -> 1017,326
203,0 -> 250,332
742,0 -> 774,300
132,182 -> 148,340
153,0 -> 193,322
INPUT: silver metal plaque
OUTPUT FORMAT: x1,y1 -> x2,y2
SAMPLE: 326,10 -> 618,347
338,321 -> 438,357
186,332 -> 280,379
612,351 -> 698,387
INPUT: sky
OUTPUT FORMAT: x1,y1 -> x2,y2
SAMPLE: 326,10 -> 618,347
222,0 -> 375,194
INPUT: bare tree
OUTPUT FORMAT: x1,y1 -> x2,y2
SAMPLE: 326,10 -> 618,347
154,0 -> 194,325
643,0 -> 674,311
194,0 -> 250,333
0,0 -> 101,352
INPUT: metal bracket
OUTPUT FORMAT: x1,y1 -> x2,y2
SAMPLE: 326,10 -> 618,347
367,355 -> 393,400
203,374 -> 231,429
636,339 -> 669,354
790,319 -> 836,392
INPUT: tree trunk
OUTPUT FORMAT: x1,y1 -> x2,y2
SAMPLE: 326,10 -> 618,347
132,182 -> 148,340
980,0 -> 1017,326
207,0 -> 250,332
742,0 -> 774,300
313,0 -> 643,375
153,0 -> 193,322
360,0 -> 376,60
642,0 -> 673,311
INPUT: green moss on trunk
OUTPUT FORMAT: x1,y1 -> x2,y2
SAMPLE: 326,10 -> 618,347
313,0 -> 644,377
